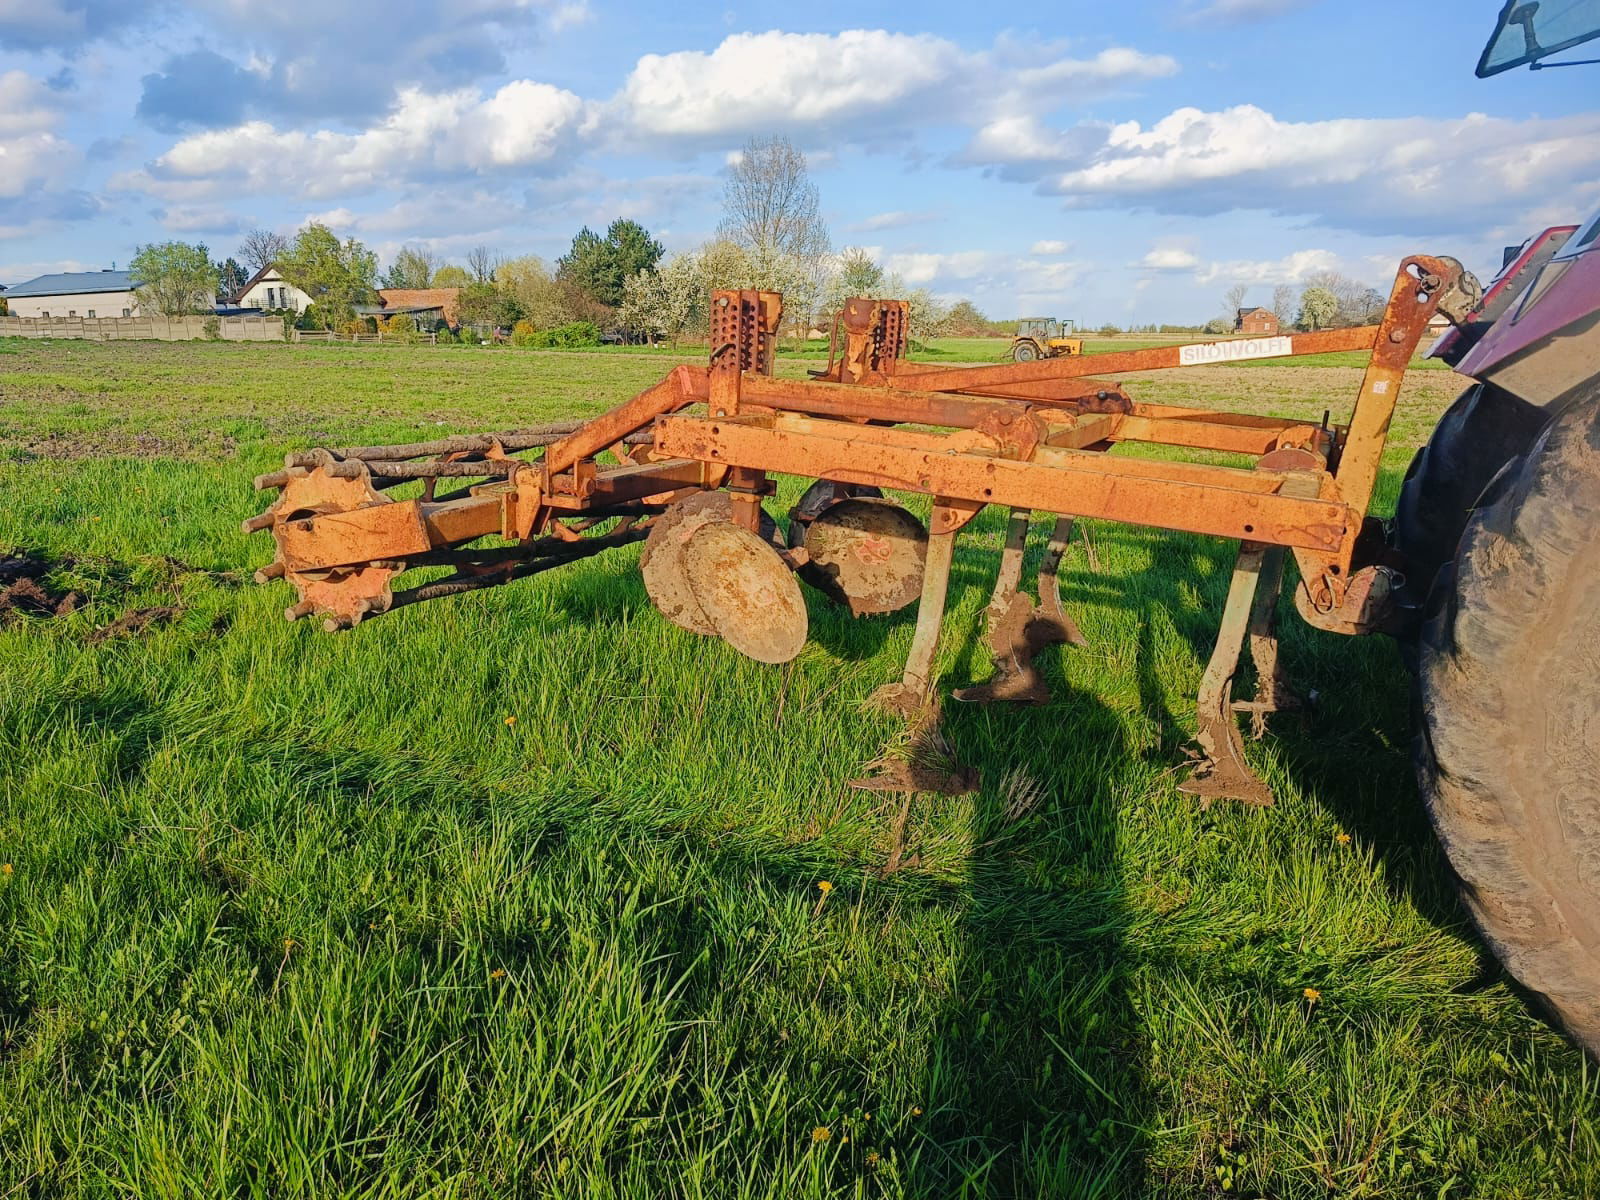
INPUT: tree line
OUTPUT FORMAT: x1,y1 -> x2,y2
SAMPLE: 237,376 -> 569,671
1211,274 -> 1390,335
122,135 -> 993,344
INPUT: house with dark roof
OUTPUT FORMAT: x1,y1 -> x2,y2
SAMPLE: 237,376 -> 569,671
1234,306 -> 1280,336
4,270 -> 140,319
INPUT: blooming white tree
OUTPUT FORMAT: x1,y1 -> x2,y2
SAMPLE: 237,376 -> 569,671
821,246 -> 885,319
886,275 -> 950,343
619,252 -> 707,346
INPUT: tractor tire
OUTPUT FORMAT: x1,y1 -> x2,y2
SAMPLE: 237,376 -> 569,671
1012,341 -> 1040,363
1415,384 -> 1600,1057
1394,380 -> 1547,605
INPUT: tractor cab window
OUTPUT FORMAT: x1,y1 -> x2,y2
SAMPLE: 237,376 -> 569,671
1552,206 -> 1600,260
1478,0 -> 1600,74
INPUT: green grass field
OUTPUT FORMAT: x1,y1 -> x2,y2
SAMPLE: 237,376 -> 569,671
1,338 -> 1596,1198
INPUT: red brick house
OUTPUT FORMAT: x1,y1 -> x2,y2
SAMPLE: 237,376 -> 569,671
1235,306 -> 1280,335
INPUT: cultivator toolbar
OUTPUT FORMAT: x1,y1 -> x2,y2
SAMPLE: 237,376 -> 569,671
248,257 -> 1479,803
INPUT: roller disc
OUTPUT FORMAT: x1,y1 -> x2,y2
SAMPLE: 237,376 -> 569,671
642,492 -> 778,635
796,498 -> 927,616
682,521 -> 808,664
787,479 -> 884,537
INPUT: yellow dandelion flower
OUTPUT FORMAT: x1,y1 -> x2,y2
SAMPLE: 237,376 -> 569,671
1303,987 -> 1321,1002
840,1135 -> 849,1145
912,1106 -> 923,1117
866,1152 -> 881,1168
504,715 -> 517,727
1336,832 -> 1351,845
283,937 -> 297,951
0,863 -> 12,876
490,968 -> 506,979
817,881 -> 832,893
811,1126 -> 831,1144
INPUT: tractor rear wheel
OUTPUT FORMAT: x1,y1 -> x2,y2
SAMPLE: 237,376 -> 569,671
1012,341 -> 1040,362
1415,385 -> 1600,1057
1394,381 -> 1547,605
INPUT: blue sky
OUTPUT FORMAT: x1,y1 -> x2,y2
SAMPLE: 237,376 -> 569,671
2,0 -> 1597,322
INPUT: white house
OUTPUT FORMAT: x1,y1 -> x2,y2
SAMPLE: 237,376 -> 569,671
234,264 -> 311,313
3,270 -> 140,319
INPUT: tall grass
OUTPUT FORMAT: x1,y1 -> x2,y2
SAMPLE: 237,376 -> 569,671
0,339 -> 1595,1197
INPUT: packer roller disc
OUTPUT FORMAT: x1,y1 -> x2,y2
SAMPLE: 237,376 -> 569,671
682,520 -> 808,664
794,497 -> 927,616
788,479 -> 883,529
641,491 -> 778,635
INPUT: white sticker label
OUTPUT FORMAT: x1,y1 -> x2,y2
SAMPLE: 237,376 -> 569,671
1178,335 -> 1293,366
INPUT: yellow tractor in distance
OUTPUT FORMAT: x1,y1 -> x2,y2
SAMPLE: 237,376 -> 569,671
1010,317 -> 1083,361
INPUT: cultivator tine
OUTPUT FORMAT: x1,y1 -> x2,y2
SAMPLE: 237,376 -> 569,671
955,508 -> 1085,706
1235,546 -> 1304,737
1038,516 -> 1085,642
867,517 -> 959,719
1180,542 -> 1278,808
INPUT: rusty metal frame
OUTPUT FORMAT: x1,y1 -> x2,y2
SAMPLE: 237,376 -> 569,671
247,252 -> 1478,802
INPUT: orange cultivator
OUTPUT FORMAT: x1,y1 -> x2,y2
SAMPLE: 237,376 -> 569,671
247,257 -> 1479,804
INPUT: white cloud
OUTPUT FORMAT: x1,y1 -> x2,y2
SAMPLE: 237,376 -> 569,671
119,27 -> 1180,231
884,249 -> 999,286
614,30 -> 960,140
302,191 -> 526,239
876,248 -> 1086,309
1182,0 -> 1316,23
1130,243 -> 1347,286
547,0 -> 590,31
1139,246 -> 1200,270
147,0 -> 592,124
0,258 -> 95,282
850,210 -> 938,233
156,206 -> 246,234
1192,248 -> 1341,285
1006,46 -> 1180,94
133,81 -> 589,200
0,0 -> 150,51
0,71 -> 61,137
966,103 -> 1600,236
1031,239 -> 1070,255
611,30 -> 1175,146
0,72 -> 76,200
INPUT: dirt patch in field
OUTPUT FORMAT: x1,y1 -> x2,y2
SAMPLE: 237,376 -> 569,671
87,606 -> 181,643
2,430 -> 237,462
0,551 -> 81,620
1,548 -> 242,640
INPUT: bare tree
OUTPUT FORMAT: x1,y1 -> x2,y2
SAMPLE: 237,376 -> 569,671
1222,282 -> 1248,324
238,228 -> 289,273
719,135 -> 831,262
467,245 -> 498,284
1271,283 -> 1299,329
719,135 -> 831,334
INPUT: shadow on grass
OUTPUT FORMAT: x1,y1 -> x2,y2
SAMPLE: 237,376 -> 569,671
899,688 -> 1153,1196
